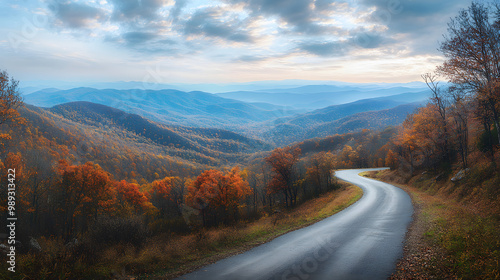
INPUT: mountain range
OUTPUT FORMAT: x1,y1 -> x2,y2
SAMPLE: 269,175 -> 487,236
215,85 -> 428,109
23,82 -> 430,145
24,88 -> 302,132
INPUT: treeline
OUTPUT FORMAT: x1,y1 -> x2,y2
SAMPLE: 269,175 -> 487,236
389,2 -> 500,180
242,128 -> 396,213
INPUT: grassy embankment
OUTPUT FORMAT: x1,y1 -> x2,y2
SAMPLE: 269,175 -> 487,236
362,167 -> 500,279
3,182 -> 362,280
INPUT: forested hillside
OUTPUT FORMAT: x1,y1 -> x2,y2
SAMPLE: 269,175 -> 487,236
266,103 -> 419,145
8,102 -> 270,182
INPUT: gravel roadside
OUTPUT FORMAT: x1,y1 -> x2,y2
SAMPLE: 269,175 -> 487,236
389,184 -> 455,280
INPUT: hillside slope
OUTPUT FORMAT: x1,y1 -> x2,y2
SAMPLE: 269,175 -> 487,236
9,102 -> 271,182
265,103 -> 421,145
49,101 -> 270,158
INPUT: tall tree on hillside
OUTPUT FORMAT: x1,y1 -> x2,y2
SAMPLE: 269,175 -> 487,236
411,104 -> 448,168
0,70 -> 24,146
265,147 -> 301,207
148,176 -> 185,218
394,115 -> 420,175
57,161 -> 114,239
422,73 -> 450,161
115,180 -> 149,214
306,151 -> 336,196
449,86 -> 471,169
438,2 -> 500,146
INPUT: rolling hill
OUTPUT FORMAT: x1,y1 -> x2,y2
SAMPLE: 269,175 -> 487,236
264,103 -> 421,145
14,102 -> 272,183
24,88 -> 302,131
48,101 -> 271,158
23,85 -> 429,146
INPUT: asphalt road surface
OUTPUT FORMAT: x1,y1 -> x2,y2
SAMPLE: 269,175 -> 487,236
175,168 -> 413,280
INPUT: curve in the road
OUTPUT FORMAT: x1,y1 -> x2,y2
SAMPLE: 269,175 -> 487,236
175,168 -> 413,280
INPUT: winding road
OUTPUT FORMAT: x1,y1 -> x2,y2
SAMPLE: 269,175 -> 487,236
175,168 -> 413,280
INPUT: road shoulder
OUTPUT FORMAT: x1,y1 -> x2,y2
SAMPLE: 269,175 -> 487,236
360,171 -> 455,279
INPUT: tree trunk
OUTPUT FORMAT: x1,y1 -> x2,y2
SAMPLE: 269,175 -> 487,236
489,99 -> 500,146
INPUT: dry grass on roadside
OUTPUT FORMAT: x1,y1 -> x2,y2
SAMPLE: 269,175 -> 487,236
365,170 -> 500,280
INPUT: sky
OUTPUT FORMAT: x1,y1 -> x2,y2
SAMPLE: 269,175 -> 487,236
0,0 -> 473,86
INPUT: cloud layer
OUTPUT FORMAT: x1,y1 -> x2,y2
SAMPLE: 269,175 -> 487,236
0,0 -> 474,83
43,0 -> 470,59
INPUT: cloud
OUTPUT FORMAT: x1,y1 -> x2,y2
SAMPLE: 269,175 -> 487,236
122,31 -> 158,45
236,55 -> 269,62
109,0 -> 167,22
49,0 -> 106,29
41,0 -> 473,63
349,31 -> 387,49
183,7 -> 253,43
298,41 -> 345,57
225,0 -> 332,35
358,0 -> 471,54
170,0 -> 188,22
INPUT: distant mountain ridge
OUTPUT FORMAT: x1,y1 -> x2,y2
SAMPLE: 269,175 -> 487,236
20,79 -> 429,94
24,87 -> 301,131
24,85 -> 429,146
216,87 -> 429,109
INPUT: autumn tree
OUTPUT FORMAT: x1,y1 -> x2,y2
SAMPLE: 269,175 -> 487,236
394,114 -> 420,175
56,160 -> 114,239
438,2 -> 500,146
336,145 -> 362,168
0,70 -> 24,148
186,167 -> 251,226
148,176 -> 184,219
422,73 -> 450,161
385,149 -> 399,170
114,180 -> 149,215
0,70 -> 23,125
306,151 -> 336,197
449,87 -> 471,169
411,104 -> 450,168
23,149 -> 54,232
265,146 -> 301,208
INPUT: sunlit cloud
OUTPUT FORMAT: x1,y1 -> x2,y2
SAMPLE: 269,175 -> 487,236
0,0 -> 473,84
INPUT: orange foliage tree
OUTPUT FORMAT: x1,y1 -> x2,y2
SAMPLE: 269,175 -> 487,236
394,115 -> 420,175
265,147 -> 301,208
57,160 -> 114,239
0,70 -> 24,142
306,151 -> 336,196
411,104 -> 449,168
148,176 -> 184,218
114,180 -> 149,215
438,2 -> 500,146
186,167 -> 251,226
